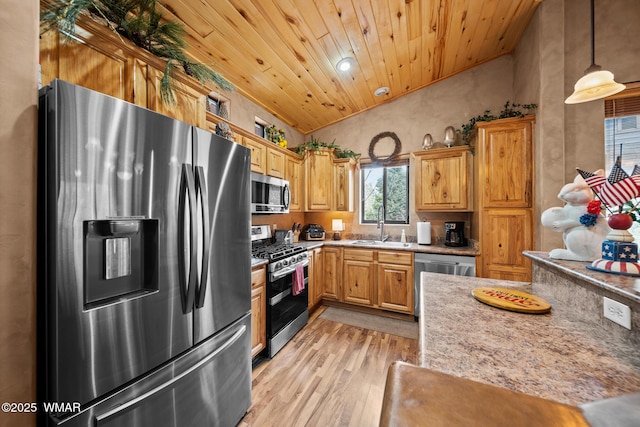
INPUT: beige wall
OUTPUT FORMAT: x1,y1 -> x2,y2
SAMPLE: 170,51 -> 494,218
223,88 -> 304,147
0,1 -> 39,427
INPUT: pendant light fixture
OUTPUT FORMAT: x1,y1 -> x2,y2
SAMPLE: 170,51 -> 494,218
565,0 -> 625,104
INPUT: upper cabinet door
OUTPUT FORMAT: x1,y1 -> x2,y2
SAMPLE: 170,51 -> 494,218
40,27 -> 130,101
414,146 -> 472,211
266,147 -> 286,178
476,117 -> 534,208
147,67 -> 206,128
285,156 -> 303,212
305,149 -> 333,211
333,159 -> 354,212
241,136 -> 267,175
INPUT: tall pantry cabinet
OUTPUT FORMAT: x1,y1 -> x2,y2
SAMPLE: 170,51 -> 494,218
471,116 -> 534,282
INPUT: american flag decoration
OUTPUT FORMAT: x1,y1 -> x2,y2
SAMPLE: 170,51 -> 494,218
577,157 -> 640,208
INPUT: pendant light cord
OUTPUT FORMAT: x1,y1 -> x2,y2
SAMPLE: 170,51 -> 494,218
590,0 -> 596,67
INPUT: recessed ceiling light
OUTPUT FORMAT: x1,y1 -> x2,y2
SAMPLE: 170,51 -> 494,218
336,57 -> 355,72
374,87 -> 389,96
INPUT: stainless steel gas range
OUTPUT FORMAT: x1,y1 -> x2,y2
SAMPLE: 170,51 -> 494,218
251,225 -> 309,357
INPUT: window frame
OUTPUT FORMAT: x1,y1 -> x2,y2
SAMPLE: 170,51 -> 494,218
206,92 -> 229,117
604,83 -> 640,174
359,160 -> 410,225
604,83 -> 640,242
254,116 -> 269,139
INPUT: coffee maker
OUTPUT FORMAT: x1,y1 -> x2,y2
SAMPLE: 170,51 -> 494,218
445,221 -> 467,247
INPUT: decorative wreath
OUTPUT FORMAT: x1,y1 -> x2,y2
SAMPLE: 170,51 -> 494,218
369,131 -> 401,164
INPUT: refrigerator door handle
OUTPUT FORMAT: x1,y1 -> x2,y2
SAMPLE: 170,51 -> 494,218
195,166 -> 210,308
178,164 -> 197,314
94,323 -> 247,425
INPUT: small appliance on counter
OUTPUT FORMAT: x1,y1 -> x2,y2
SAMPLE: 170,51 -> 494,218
445,221 -> 467,247
301,224 -> 325,241
417,221 -> 431,245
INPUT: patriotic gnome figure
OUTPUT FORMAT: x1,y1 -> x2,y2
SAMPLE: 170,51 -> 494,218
578,158 -> 640,276
541,172 -> 610,261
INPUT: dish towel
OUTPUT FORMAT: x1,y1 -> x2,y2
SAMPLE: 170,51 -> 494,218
292,265 -> 305,296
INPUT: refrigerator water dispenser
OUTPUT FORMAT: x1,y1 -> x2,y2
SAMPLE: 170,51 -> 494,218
84,218 -> 159,308
105,237 -> 131,280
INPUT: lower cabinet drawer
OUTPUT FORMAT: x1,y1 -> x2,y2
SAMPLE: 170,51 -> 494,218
344,248 -> 375,262
378,251 -> 413,266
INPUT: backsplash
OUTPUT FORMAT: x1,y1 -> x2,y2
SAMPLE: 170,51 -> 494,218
252,211 -> 474,245
251,212 -> 305,235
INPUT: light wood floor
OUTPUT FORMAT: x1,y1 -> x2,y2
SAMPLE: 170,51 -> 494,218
238,307 -> 419,427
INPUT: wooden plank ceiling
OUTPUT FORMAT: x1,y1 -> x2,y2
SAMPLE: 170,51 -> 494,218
156,1 -> 540,133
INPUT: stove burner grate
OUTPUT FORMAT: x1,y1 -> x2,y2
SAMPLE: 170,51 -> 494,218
251,242 -> 305,262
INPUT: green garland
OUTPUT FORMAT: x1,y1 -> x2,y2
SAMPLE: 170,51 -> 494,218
459,101 -> 537,143
41,0 -> 234,105
295,135 -> 360,162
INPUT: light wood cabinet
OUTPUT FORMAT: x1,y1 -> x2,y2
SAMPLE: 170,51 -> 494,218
286,156 -> 304,212
266,147 -> 286,178
472,116 -> 535,282
307,247 -> 324,310
322,246 -> 343,300
40,18 -> 209,126
333,159 -> 355,211
146,66 -> 207,128
311,246 -> 413,315
343,249 -> 375,306
413,146 -> 472,211
479,120 -> 533,208
40,20 -> 133,102
250,265 -> 267,358
303,149 -> 356,212
377,251 -> 414,314
242,136 -> 267,174
339,248 -> 414,314
304,149 -> 334,211
482,209 -> 533,281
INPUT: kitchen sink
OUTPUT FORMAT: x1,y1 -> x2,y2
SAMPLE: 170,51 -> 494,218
351,240 -> 410,248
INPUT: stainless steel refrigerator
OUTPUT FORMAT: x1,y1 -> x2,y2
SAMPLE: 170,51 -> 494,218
38,80 -> 252,426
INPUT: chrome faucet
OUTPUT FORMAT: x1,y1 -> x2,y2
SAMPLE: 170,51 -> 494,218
377,205 -> 390,242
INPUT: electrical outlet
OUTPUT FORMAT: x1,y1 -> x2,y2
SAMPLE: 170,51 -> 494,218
603,297 -> 631,330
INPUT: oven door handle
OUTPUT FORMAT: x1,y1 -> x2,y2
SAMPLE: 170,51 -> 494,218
270,259 -> 309,281
269,288 -> 291,306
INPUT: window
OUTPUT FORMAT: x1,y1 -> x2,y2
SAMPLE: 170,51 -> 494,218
604,84 -> 640,240
206,95 -> 219,115
206,93 -> 229,118
254,116 -> 268,138
604,86 -> 640,175
360,161 -> 409,224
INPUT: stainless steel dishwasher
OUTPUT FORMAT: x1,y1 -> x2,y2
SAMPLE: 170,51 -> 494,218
414,253 -> 476,317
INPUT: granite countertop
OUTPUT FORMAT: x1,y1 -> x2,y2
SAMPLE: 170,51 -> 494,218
251,258 -> 268,268
419,272 -> 640,405
524,250 -> 640,304
301,239 -> 479,256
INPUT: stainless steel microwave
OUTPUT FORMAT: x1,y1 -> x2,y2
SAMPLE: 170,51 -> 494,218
251,172 -> 290,214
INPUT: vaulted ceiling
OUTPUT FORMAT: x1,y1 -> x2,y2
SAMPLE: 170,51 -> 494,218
159,0 -> 542,134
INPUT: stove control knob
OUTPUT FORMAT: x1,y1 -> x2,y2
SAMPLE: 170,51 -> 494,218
297,254 -> 305,262
282,259 -> 289,267
275,262 -> 282,270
